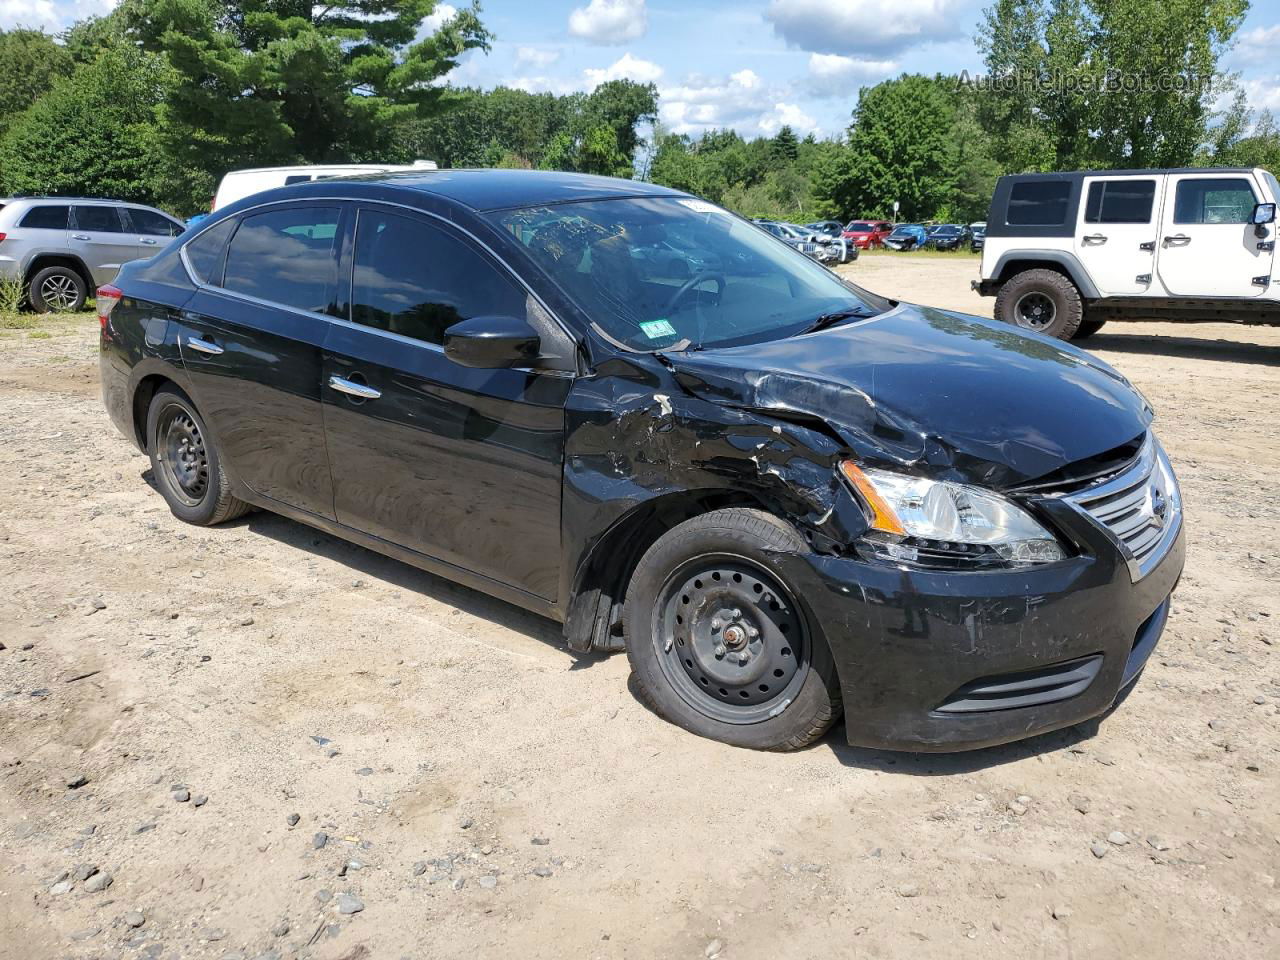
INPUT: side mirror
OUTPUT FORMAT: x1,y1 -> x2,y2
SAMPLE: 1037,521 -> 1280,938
1252,202 -> 1276,225
444,315 -> 541,369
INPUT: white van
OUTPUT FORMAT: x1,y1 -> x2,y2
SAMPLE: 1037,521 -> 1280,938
212,160 -> 438,211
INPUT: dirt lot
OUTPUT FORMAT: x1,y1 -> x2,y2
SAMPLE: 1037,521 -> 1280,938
2,257 -> 1278,960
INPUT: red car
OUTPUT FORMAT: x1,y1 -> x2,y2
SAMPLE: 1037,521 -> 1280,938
842,220 -> 894,249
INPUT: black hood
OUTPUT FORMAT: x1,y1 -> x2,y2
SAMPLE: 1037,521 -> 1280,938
665,304 -> 1152,488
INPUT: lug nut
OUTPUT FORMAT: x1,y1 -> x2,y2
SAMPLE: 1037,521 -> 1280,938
711,619 -> 721,631
715,644 -> 726,657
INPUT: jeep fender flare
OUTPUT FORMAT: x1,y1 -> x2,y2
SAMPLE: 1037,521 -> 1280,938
988,250 -> 1101,300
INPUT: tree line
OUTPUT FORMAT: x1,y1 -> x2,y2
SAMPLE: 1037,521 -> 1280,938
0,0 -> 1275,222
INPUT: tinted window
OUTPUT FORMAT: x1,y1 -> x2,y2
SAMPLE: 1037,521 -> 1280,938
184,218 -> 236,284
284,175 -> 314,185
223,206 -> 340,312
19,205 -> 70,229
350,209 -> 525,346
130,208 -> 182,236
1174,177 -> 1257,224
1007,180 -> 1073,225
75,205 -> 126,233
1084,180 -> 1156,224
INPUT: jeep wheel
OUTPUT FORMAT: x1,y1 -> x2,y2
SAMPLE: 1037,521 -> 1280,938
994,269 -> 1083,340
28,266 -> 87,313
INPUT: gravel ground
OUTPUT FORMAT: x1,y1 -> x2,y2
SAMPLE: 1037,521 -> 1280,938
2,257 -> 1278,960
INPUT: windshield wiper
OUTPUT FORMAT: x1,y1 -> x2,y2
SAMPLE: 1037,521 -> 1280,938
799,305 -> 877,335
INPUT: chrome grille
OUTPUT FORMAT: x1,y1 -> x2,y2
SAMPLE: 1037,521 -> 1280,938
1060,434 -> 1181,582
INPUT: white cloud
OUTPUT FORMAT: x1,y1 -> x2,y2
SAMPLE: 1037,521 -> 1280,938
660,69 -> 820,137
1243,74 -> 1280,113
584,52 -> 663,89
1235,25 -> 1280,66
804,52 -> 897,96
765,0 -> 961,57
422,2 -> 457,33
0,0 -> 116,32
568,0 -> 647,45
515,46 -> 561,69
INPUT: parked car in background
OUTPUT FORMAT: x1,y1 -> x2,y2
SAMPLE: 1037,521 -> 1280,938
883,223 -> 928,250
0,197 -> 184,312
803,221 -> 858,263
754,219 -> 836,264
99,169 -> 1183,753
925,224 -> 971,251
842,220 -> 894,249
970,222 -> 987,252
975,167 -> 1280,339
212,160 -> 438,211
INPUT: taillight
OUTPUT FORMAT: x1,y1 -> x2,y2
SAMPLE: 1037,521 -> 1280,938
0,232 -> 7,244
97,284 -> 123,329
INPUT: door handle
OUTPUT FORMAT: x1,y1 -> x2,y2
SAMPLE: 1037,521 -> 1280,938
186,336 -> 224,356
140,238 -> 158,245
328,375 -> 381,400
72,234 -> 90,241
1164,234 -> 1192,246
1082,234 -> 1108,245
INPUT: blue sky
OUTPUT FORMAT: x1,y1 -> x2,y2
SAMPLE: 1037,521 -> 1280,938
3,0 -> 1278,139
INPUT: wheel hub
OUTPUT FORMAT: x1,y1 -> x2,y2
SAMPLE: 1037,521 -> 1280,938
655,559 -> 806,722
160,409 -> 209,505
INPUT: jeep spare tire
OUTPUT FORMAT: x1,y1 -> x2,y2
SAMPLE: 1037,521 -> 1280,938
994,268 -> 1083,340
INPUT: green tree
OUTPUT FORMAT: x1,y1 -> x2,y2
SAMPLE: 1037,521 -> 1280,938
0,44 -> 169,203
0,29 -> 73,137
816,74 -> 960,221
772,125 -> 799,164
119,0 -> 492,208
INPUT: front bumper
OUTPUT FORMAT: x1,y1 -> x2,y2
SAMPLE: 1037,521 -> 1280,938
778,504 -> 1185,752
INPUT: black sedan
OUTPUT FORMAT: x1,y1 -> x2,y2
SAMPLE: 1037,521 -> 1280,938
99,171 -> 1183,752
925,223 -> 971,251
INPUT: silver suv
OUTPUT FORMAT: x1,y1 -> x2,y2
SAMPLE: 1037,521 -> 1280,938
0,197 -> 185,312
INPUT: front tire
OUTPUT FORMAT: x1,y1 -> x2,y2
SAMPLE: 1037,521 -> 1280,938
994,268 -> 1083,340
146,387 -> 252,526
28,266 -> 86,313
624,508 -> 842,751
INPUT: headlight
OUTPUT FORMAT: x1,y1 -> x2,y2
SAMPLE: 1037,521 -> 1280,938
840,461 -> 1066,567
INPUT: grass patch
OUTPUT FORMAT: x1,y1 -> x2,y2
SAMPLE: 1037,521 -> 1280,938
27,330 -> 52,339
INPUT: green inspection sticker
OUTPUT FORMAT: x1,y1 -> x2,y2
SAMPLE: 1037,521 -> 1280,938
640,319 -> 677,339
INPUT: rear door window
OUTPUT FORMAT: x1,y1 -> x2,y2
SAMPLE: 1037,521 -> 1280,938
1173,178 -> 1258,224
19,205 -> 70,229
1007,181 -> 1073,225
222,206 -> 341,312
1084,180 -> 1157,223
74,205 -> 128,232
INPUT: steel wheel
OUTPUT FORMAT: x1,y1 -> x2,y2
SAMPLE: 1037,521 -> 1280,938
652,554 -> 809,724
1014,291 -> 1056,329
158,405 -> 210,507
39,274 -> 80,311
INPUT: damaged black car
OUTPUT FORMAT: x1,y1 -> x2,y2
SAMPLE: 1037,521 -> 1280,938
99,170 -> 1185,752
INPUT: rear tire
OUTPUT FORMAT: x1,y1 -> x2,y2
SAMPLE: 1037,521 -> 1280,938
146,387 -> 252,526
1072,318 -> 1107,340
623,508 -> 842,751
995,268 -> 1083,340
28,266 -> 86,313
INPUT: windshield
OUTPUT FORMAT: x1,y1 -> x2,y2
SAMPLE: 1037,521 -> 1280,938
890,225 -> 919,237
489,197 -> 881,351
846,222 -> 874,231
936,226 -> 961,235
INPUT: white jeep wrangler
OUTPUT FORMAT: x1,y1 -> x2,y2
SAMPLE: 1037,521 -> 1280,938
974,167 -> 1279,340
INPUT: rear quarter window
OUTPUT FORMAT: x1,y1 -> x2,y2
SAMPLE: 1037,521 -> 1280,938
183,219 -> 237,284
19,205 -> 70,229
1007,181 -> 1073,226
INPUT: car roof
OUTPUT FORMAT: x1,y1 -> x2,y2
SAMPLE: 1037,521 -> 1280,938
998,167 -> 1256,181
294,168 -> 687,213
2,196 -> 131,204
